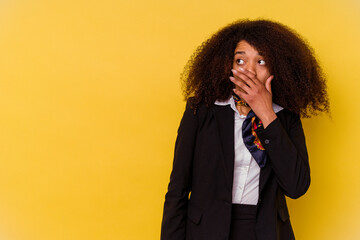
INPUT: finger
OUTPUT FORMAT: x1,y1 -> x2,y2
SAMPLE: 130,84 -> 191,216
231,69 -> 255,87
265,75 -> 274,94
230,76 -> 251,93
238,67 -> 257,82
232,87 -> 248,101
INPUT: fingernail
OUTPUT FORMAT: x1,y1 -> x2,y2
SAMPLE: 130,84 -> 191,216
232,88 -> 236,92
231,69 -> 236,73
239,67 -> 244,71
229,76 -> 235,81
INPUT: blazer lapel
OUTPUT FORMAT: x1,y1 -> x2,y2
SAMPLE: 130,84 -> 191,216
212,104 -> 273,196
212,105 -> 235,191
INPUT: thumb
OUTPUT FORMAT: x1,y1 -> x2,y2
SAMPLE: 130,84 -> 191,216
265,75 -> 274,94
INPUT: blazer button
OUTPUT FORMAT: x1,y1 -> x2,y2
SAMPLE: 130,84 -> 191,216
264,139 -> 270,144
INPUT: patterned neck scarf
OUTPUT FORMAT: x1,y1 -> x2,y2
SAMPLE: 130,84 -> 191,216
232,93 -> 249,107
233,94 -> 267,168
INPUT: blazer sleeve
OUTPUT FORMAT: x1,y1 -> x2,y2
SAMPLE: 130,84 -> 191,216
161,101 -> 198,240
256,111 -> 310,199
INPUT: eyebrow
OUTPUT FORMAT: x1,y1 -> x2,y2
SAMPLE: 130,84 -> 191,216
234,51 -> 264,56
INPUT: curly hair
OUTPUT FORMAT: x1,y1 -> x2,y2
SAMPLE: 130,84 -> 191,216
181,19 -> 329,117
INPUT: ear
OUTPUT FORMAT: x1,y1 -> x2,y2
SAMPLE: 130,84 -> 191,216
265,75 -> 274,94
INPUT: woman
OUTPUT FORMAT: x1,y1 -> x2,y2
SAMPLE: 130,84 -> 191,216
161,19 -> 329,240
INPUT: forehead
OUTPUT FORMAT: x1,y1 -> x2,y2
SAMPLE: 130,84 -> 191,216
234,40 -> 262,55
235,40 -> 258,52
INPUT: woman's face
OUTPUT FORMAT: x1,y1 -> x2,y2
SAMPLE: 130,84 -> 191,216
232,40 -> 271,85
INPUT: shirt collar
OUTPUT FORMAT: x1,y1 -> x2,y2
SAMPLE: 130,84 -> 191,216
214,96 -> 284,116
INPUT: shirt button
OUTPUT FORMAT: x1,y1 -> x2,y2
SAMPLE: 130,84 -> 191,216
264,139 -> 270,144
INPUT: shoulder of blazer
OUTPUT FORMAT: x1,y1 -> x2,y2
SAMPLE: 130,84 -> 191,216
275,108 -> 301,131
185,97 -> 216,125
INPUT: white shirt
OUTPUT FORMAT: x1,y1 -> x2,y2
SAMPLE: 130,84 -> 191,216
214,97 -> 283,205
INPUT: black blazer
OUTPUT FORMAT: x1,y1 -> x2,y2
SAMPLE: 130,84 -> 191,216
161,100 -> 310,240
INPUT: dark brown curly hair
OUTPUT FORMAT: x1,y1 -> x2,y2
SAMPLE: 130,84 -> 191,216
182,19 -> 329,117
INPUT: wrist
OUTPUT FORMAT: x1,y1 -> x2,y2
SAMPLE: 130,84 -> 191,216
259,111 -> 277,128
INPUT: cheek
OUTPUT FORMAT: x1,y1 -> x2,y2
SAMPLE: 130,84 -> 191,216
257,69 -> 271,84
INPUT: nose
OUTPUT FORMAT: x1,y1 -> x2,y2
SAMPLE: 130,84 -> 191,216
244,61 -> 256,75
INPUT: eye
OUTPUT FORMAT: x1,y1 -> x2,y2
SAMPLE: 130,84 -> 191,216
258,59 -> 266,65
236,59 -> 245,65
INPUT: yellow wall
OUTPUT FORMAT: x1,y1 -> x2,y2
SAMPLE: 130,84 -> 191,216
0,0 -> 359,239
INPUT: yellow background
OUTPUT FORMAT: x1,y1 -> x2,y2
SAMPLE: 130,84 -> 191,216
0,0 -> 359,239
